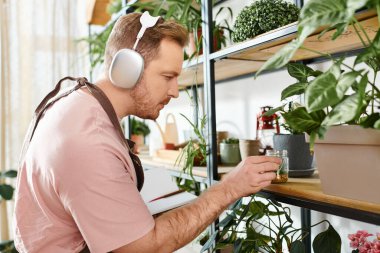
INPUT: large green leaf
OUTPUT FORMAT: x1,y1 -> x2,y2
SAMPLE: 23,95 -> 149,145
374,119 -> 380,129
355,30 -> 380,71
218,213 -> 235,228
298,0 -> 351,41
336,72 -> 360,98
290,240 -> 306,253
263,106 -> 284,117
282,107 -> 325,133
313,224 -> 341,253
305,72 -> 339,112
256,39 -> 301,76
3,170 -> 17,178
0,184 -> 14,200
360,113 -> 380,128
322,93 -> 362,126
246,227 -> 272,242
357,74 -> 368,97
233,239 -> 243,253
287,63 -> 315,82
281,83 -> 307,100
249,201 -> 266,219
299,0 -> 369,34
318,22 -> 348,41
200,232 -> 218,253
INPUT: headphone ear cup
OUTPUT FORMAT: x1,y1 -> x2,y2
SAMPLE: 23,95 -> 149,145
109,49 -> 144,89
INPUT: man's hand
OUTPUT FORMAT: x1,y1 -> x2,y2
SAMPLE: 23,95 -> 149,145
114,156 -> 281,253
221,156 -> 282,202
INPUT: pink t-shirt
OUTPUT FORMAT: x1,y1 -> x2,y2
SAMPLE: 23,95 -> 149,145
14,89 -> 155,253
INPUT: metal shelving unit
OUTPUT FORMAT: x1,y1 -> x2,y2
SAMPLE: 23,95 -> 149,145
192,1 -> 380,252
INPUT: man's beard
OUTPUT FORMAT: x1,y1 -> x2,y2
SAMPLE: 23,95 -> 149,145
130,79 -> 160,120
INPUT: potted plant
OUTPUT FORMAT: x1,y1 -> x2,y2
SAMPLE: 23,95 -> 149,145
232,0 -> 300,43
264,63 -> 320,177
130,117 -> 150,153
257,0 -> 380,203
220,138 -> 241,165
176,113 -> 207,196
130,0 -> 233,59
201,195 -> 342,253
0,169 -> 18,253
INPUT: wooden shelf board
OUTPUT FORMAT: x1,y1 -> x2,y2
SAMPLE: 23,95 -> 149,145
178,11 -> 378,87
263,176 -> 380,215
140,156 -> 380,215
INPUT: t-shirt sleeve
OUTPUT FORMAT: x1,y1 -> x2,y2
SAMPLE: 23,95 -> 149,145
59,140 -> 155,253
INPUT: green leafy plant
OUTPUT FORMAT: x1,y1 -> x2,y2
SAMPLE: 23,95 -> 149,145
0,240 -> 18,253
80,22 -> 115,71
107,0 -> 123,15
264,62 -> 324,135
175,114 -> 207,196
0,169 -> 18,253
131,118 -> 150,137
79,0 -> 122,71
232,0 -> 300,43
257,0 -> 380,150
131,0 -> 233,59
221,138 -> 239,144
201,195 -> 341,253
82,0 -> 232,70
0,170 -> 17,202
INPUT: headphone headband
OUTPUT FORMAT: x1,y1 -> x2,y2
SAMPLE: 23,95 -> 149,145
133,11 -> 160,50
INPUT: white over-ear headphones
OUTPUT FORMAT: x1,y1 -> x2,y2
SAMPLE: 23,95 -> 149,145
109,11 -> 160,89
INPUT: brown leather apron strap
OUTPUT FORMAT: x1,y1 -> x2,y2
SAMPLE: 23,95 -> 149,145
20,76 -> 144,191
80,79 -> 145,191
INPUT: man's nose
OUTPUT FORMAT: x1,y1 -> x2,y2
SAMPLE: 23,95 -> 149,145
168,78 -> 179,98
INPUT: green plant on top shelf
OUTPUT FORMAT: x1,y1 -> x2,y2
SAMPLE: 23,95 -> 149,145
221,137 -> 239,144
131,0 -> 233,59
0,169 -> 18,253
232,0 -> 300,43
256,0 -> 380,150
201,195 -> 341,253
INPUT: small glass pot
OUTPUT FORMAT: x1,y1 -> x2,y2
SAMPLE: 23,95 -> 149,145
266,149 -> 289,183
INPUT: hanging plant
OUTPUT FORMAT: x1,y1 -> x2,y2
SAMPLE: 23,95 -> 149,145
232,0 -> 300,43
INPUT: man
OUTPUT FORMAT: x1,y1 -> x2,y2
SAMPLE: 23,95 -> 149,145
14,13 -> 280,253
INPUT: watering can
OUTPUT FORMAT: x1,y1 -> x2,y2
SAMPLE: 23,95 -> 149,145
155,113 -> 179,150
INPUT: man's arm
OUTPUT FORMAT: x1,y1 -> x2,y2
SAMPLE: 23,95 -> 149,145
114,156 -> 281,253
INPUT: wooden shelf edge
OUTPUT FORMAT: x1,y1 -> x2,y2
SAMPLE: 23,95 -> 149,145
262,177 -> 380,215
178,10 -> 378,87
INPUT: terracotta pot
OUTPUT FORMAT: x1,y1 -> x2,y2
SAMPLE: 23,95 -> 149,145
310,125 -> 380,204
131,134 -> 144,153
186,28 -> 224,57
239,139 -> 260,160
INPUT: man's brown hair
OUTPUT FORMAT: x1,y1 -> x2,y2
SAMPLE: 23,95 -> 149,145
104,13 -> 188,72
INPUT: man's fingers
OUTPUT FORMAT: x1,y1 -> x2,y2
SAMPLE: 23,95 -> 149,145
245,156 -> 282,165
259,171 -> 277,182
251,162 -> 279,173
